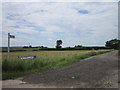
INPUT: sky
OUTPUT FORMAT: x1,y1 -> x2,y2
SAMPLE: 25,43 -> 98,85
1,0 -> 119,48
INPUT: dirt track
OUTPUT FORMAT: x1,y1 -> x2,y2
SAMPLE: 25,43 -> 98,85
3,51 -> 118,88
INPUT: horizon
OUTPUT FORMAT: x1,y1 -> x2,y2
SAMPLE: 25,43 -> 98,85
1,44 -> 107,48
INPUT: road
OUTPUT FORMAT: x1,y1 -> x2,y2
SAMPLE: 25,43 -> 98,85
2,51 -> 118,88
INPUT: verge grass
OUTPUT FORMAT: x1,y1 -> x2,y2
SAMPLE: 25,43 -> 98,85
2,50 -> 112,80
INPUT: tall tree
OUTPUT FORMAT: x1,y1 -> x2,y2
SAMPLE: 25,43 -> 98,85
56,40 -> 62,49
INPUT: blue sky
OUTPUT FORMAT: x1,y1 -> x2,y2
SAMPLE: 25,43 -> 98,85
2,1 -> 118,47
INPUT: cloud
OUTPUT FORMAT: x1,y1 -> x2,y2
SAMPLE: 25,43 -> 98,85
2,0 -> 119,2
2,2 -> 118,47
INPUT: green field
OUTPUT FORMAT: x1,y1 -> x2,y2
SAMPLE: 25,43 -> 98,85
2,49 -> 112,80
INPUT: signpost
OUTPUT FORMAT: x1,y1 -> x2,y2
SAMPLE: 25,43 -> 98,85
7,33 -> 15,61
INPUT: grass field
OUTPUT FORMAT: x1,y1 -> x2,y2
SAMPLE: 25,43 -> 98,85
2,49 -> 112,80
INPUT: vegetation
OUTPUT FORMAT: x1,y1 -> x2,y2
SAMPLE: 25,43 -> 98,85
56,40 -> 63,49
2,49 -> 112,80
106,39 -> 120,50
1,38 -> 118,53
2,46 -> 111,52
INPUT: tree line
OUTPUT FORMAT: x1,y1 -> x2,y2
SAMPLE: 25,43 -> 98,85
23,38 -> 120,50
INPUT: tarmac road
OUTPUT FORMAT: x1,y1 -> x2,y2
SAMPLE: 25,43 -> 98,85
3,51 -> 118,88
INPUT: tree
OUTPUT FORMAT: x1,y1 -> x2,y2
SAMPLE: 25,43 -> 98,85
105,39 -> 120,49
56,40 -> 62,49
74,45 -> 82,48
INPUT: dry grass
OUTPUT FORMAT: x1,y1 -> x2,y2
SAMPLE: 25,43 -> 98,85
2,50 -> 105,61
